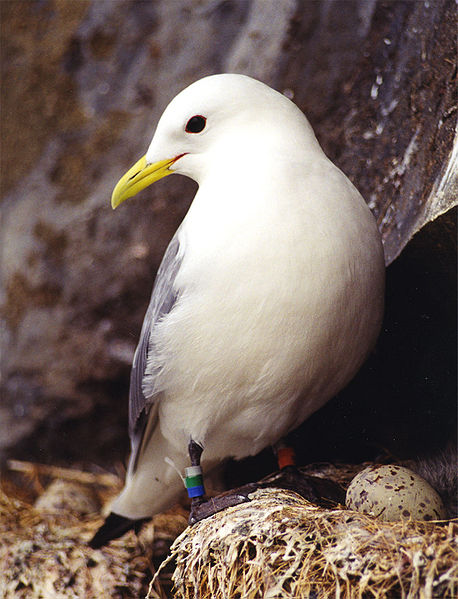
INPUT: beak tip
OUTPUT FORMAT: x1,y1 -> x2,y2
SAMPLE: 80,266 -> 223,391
109,154 -> 174,210
111,187 -> 123,209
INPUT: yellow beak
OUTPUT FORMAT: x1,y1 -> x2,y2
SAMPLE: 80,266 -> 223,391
111,154 -> 176,209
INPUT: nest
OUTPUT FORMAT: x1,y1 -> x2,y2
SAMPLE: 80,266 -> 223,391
0,461 -> 186,599
150,488 -> 458,599
2,460 -> 456,599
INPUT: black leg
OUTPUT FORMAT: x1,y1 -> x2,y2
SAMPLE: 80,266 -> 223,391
269,441 -> 345,505
186,440 -> 345,526
186,439 -> 206,517
186,438 -> 252,525
188,439 -> 204,467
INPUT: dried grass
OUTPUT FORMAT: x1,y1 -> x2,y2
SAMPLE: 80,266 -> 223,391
2,460 -> 456,599
150,488 -> 457,599
0,462 -> 177,599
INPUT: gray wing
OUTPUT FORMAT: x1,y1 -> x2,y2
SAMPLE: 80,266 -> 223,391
128,233 -> 183,466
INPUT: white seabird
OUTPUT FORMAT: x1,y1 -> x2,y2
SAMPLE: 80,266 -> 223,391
90,74 -> 385,547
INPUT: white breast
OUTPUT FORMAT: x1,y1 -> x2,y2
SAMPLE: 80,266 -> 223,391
144,153 -> 385,461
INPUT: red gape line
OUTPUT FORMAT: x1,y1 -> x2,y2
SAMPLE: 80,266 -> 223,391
277,446 -> 296,470
172,152 -> 188,164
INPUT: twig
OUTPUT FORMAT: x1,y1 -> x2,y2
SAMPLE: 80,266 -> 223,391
6,459 -> 120,487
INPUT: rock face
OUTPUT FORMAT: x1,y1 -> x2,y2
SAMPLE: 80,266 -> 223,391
1,0 -> 456,463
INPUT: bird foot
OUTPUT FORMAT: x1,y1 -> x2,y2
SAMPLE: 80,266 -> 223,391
188,489 -> 253,525
188,466 -> 345,525
257,465 -> 346,506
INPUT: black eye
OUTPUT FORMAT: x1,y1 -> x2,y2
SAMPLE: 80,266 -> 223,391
185,115 -> 206,133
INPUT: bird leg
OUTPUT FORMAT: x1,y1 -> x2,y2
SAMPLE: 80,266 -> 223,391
186,439 -> 345,525
274,440 -> 297,469
270,441 -> 345,506
186,439 -> 205,509
188,438 -> 204,467
187,438 -> 252,525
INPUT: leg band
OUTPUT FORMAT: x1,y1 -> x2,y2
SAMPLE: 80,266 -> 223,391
277,446 -> 296,469
185,465 -> 205,498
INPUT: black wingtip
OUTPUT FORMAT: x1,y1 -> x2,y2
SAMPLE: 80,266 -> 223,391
89,512 -> 149,549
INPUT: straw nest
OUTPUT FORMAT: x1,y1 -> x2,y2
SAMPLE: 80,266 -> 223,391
149,487 -> 457,599
2,460 -> 456,599
0,461 -> 186,599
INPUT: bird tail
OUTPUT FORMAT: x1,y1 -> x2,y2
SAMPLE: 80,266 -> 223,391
89,512 -> 149,548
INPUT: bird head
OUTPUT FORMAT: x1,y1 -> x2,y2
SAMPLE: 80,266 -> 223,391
110,74 -> 317,209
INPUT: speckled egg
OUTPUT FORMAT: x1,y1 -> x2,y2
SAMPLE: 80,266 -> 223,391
346,465 -> 446,522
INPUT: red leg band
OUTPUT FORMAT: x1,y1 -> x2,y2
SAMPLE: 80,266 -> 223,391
277,446 -> 296,469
